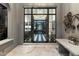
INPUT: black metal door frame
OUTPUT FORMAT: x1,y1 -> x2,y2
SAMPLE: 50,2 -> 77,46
24,7 -> 56,43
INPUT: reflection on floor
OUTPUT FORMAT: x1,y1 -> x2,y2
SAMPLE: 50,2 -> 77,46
6,43 -> 60,56
34,34 -> 46,42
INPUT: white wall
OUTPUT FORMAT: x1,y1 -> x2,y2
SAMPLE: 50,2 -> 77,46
8,3 -> 24,45
56,3 -> 62,38
8,3 -> 19,45
16,4 -> 24,44
70,3 -> 79,14
7,3 -> 24,45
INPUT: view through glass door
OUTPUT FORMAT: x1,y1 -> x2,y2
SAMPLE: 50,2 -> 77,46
32,15 -> 48,43
24,8 -> 56,43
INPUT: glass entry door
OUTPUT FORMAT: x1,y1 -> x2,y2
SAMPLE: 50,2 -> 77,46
31,9 -> 49,43
24,8 -> 56,43
33,16 -> 48,42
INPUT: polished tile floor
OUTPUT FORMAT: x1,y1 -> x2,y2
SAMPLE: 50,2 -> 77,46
7,43 -> 60,56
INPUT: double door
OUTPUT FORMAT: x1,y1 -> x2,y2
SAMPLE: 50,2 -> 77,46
31,14 -> 49,43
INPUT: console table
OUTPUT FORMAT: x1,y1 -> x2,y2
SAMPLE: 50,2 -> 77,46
56,39 -> 79,56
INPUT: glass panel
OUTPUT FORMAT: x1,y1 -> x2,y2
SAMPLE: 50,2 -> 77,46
33,15 -> 47,20
49,15 -> 56,29
49,9 -> 55,14
49,22 -> 52,29
33,20 -> 47,42
25,15 -> 31,31
33,9 -> 47,14
49,15 -> 55,22
49,15 -> 56,42
25,9 -> 31,14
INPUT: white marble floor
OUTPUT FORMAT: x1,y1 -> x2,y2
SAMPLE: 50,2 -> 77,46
6,43 -> 60,56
